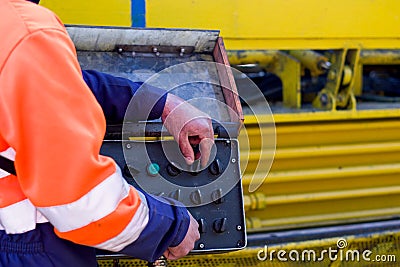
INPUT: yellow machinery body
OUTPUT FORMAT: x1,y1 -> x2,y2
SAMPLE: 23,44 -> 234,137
39,1 -> 400,266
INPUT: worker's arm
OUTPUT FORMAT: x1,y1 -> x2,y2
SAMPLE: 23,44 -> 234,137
82,70 -> 214,167
0,26 -> 192,261
82,70 -> 167,123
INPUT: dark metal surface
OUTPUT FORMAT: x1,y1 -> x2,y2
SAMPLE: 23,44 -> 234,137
105,120 -> 241,139
100,139 -> 246,253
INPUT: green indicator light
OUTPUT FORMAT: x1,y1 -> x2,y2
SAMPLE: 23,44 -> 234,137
147,163 -> 160,176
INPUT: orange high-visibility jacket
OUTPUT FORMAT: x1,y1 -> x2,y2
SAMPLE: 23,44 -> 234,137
0,0 -> 189,261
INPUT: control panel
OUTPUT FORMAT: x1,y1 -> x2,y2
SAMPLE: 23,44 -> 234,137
100,139 -> 246,253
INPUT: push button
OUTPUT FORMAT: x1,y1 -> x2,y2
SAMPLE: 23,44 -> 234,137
146,163 -> 160,176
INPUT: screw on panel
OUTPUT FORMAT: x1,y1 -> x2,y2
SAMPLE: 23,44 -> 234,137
231,158 -> 237,163
126,143 -> 132,149
117,48 -> 123,53
236,225 -> 242,231
153,47 -> 160,56
199,243 -> 205,249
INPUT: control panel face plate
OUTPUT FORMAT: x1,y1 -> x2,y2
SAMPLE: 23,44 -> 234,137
100,139 -> 246,253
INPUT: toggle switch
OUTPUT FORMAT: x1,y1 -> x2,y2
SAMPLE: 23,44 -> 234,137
213,217 -> 227,233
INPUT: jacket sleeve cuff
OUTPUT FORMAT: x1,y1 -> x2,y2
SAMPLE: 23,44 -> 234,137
119,193 -> 190,262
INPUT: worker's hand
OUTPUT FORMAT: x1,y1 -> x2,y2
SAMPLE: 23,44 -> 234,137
163,212 -> 200,260
162,94 -> 214,167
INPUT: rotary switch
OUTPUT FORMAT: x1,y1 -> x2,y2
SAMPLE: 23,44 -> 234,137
209,158 -> 222,175
213,217 -> 227,233
198,218 -> 207,233
166,163 -> 181,176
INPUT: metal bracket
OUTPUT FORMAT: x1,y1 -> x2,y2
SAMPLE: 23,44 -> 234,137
270,52 -> 302,109
313,48 -> 361,110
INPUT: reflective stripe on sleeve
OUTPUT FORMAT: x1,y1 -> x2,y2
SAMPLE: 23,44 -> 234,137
38,166 -> 130,232
54,186 -> 148,247
93,190 -> 149,251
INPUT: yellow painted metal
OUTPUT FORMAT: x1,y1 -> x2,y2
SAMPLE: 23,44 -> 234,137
97,230 -> 400,266
39,0 -> 400,50
312,49 -> 360,110
40,0 -> 131,26
227,50 -> 278,66
229,50 -> 302,108
360,50 -> 400,65
288,50 -> 330,77
240,110 -> 400,231
146,0 -> 400,50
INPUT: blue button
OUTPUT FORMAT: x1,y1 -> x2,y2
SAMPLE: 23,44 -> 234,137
147,163 -> 160,176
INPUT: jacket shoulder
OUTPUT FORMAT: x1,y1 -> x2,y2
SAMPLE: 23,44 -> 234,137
10,0 -> 65,33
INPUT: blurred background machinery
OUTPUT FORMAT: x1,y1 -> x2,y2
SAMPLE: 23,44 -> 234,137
40,0 -> 400,265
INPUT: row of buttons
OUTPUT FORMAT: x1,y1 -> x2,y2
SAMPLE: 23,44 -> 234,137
123,158 -> 224,178
145,159 -> 223,177
198,217 -> 227,233
156,188 -> 224,205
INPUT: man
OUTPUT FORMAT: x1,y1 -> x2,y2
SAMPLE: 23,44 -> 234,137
0,0 -> 214,266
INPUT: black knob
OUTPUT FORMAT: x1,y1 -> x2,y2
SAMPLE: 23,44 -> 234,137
209,158 -> 222,175
198,218 -> 207,233
168,189 -> 181,201
213,218 -> 227,233
190,189 -> 202,205
211,188 -> 224,204
166,163 -> 181,176
123,164 -> 140,178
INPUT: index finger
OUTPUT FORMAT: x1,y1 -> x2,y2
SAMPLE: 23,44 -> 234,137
199,127 -> 215,167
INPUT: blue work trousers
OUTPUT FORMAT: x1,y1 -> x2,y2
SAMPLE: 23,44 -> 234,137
0,223 -> 97,267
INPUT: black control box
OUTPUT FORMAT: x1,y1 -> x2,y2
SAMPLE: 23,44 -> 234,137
100,139 -> 246,253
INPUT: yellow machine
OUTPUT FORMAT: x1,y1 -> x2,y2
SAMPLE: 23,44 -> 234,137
40,1 -> 400,266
